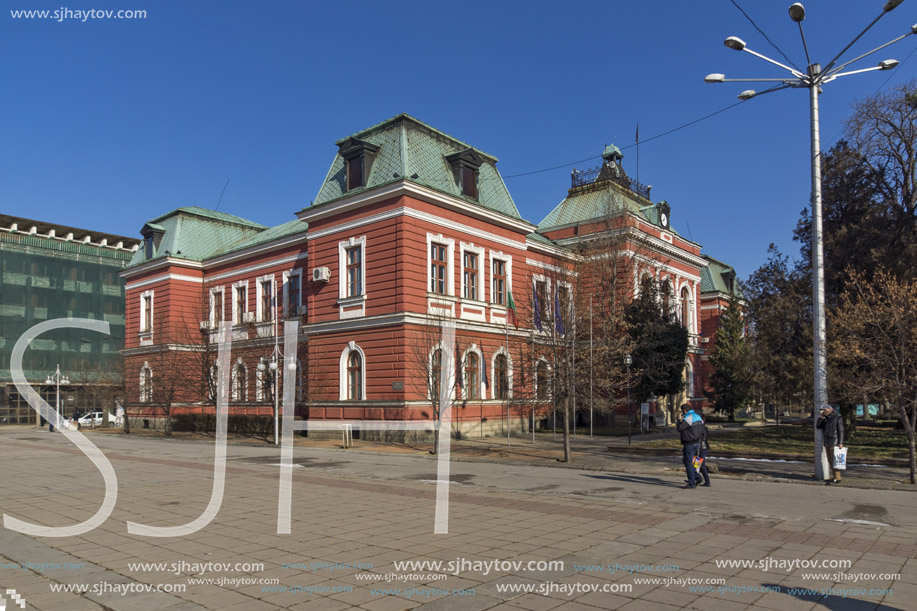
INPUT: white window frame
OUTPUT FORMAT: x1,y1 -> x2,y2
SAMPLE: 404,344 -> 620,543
555,279 -> 573,337
139,362 -> 152,403
685,359 -> 695,398
338,236 -> 367,300
282,269 -> 304,318
488,250 -> 513,307
139,290 -> 154,333
231,358 -> 248,401
232,280 -> 249,325
256,274 -> 276,323
426,233 -> 455,297
459,242 -> 484,302
491,347 -> 513,400
209,286 -> 225,327
461,344 -> 484,400
534,357 -> 551,400
532,274 -> 550,332
339,341 -> 367,400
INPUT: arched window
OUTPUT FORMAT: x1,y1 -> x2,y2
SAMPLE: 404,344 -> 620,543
681,286 -> 691,329
535,360 -> 550,400
494,354 -> 509,400
340,343 -> 366,400
430,348 -> 443,402
255,367 -> 268,402
640,273 -> 654,296
347,352 -> 362,400
139,364 -> 152,403
465,351 -> 479,400
231,359 -> 247,401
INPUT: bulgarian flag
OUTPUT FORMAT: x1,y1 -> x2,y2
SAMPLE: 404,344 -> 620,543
507,291 -> 519,328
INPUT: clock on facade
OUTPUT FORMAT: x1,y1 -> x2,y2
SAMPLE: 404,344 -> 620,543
660,212 -> 669,229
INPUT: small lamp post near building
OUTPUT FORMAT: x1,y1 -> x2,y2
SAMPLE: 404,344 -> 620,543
44,364 -> 69,431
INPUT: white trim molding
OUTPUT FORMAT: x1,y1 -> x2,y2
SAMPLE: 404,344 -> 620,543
339,341 -> 367,401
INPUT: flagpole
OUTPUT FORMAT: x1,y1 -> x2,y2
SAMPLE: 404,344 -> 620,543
636,123 -> 639,186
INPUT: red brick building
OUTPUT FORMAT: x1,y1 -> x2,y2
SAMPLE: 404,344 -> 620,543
121,114 -> 737,433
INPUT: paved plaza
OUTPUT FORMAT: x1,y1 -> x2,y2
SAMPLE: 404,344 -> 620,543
0,427 -> 914,611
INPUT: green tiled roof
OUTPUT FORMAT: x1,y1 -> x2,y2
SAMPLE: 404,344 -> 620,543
701,255 -> 743,298
215,218 -> 308,258
537,181 -> 658,232
311,114 -> 522,221
148,206 -> 266,229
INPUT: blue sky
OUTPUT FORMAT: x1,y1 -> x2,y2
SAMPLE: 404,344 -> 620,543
2,0 -> 915,279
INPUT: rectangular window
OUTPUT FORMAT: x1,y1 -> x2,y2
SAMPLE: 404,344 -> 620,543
463,252 -> 478,300
211,289 -> 223,325
461,166 -> 478,199
346,246 -> 362,297
558,285 -> 570,335
492,259 -> 506,305
144,236 -> 153,259
141,295 -> 152,332
235,285 -> 247,323
347,156 -> 364,190
535,280 -> 547,325
287,274 -> 301,317
260,279 -> 273,322
430,243 -> 447,294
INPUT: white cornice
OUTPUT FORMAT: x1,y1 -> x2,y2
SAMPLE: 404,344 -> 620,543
120,257 -> 203,279
303,312 -> 536,338
125,273 -> 203,291
298,179 -> 536,236
206,253 -> 308,283
306,205 -> 529,252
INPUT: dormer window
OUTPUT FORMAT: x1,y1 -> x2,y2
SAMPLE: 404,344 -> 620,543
139,223 -> 165,260
445,149 -> 483,201
337,137 -> 380,192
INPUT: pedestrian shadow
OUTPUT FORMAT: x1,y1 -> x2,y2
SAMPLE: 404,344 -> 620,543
762,583 -> 903,610
582,473 -> 683,488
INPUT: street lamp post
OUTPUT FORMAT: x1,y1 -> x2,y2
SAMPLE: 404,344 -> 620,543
624,353 -> 633,446
706,0 -> 913,480
44,364 -> 70,431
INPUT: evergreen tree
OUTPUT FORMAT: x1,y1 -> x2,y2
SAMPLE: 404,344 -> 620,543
625,280 -> 688,403
706,296 -> 752,421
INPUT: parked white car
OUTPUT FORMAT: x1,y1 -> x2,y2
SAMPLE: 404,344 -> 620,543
77,412 -> 104,426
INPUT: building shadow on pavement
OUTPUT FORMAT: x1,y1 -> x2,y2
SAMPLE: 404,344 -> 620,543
762,583 -> 903,611
582,473 -> 683,488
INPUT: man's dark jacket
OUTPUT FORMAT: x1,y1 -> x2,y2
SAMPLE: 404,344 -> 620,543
676,411 -> 705,444
817,410 -> 844,447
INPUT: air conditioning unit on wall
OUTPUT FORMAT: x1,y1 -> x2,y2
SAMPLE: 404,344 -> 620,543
313,267 -> 331,283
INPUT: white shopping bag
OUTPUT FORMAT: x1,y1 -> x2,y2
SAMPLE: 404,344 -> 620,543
834,447 -> 848,470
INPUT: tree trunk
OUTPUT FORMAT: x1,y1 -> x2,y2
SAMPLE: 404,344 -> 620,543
164,410 -> 172,437
562,395 -> 571,463
905,407 -> 917,485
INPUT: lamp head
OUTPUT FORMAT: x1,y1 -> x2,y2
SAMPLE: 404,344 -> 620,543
879,59 -> 900,70
884,0 -> 904,12
257,361 -> 266,372
724,36 -> 746,51
738,89 -> 757,100
61,377 -> 70,385
269,361 -> 278,372
704,73 -> 726,83
287,362 -> 297,372
624,354 -> 633,367
45,377 -> 53,385
788,2 -> 805,22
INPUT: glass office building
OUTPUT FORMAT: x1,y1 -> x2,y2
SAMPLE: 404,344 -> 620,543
0,214 -> 139,424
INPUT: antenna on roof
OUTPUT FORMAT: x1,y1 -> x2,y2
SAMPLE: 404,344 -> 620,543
215,178 -> 230,211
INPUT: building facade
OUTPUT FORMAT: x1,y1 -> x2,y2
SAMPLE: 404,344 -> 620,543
0,214 -> 139,424
121,115 -> 737,433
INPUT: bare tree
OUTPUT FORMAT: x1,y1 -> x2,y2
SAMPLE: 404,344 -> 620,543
830,268 -> 917,483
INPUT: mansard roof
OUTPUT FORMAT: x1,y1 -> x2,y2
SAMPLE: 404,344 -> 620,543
700,254 -> 743,298
310,113 -> 523,221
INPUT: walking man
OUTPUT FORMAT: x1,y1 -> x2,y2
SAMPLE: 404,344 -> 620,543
676,403 -> 705,489
817,405 -> 844,484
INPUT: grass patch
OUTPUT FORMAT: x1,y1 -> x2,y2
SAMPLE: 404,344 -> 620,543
641,425 -> 909,460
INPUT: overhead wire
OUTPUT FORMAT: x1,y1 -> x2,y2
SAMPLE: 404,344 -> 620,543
728,0 -> 801,72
